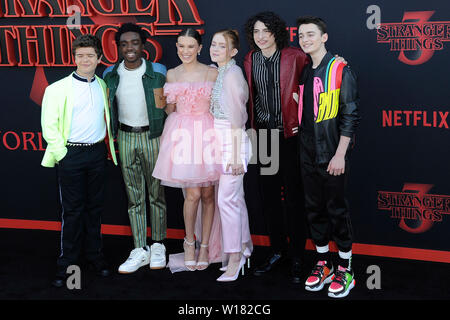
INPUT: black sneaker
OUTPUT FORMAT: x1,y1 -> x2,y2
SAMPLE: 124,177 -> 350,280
90,259 -> 111,277
290,260 -> 302,284
52,273 -> 67,288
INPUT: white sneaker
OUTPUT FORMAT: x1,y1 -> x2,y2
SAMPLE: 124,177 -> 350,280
118,246 -> 150,274
150,243 -> 166,269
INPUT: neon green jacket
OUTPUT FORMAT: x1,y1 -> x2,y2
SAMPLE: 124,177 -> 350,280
40,73 -> 118,168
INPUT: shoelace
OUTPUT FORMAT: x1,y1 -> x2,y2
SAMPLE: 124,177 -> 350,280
333,269 -> 347,286
127,248 -> 143,260
311,264 -> 325,278
152,246 -> 163,257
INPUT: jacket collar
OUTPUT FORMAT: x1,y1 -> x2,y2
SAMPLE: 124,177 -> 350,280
313,51 -> 334,70
72,72 -> 96,83
143,59 -> 155,78
66,72 -> 99,86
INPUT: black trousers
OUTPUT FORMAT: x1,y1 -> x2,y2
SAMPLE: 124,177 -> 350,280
299,133 -> 353,253
256,129 -> 306,260
56,143 -> 107,275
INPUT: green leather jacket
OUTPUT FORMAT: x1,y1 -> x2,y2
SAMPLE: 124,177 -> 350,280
103,59 -> 167,139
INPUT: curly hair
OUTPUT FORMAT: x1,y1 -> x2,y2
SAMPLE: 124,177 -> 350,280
115,23 -> 148,45
244,11 -> 289,51
72,34 -> 102,58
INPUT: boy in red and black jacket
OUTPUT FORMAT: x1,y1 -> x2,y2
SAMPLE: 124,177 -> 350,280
243,11 -> 309,284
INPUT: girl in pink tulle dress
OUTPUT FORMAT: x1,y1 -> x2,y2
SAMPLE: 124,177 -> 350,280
153,81 -> 218,188
152,28 -> 222,272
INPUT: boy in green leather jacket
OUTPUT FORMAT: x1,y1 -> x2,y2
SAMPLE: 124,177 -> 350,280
103,23 -> 168,273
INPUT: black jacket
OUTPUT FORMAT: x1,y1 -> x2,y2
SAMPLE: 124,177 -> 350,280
298,52 -> 360,164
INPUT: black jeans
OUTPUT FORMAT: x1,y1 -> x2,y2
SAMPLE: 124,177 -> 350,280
299,133 -> 353,253
56,143 -> 107,274
256,129 -> 306,260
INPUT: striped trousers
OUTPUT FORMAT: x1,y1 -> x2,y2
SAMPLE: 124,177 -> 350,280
118,130 -> 167,248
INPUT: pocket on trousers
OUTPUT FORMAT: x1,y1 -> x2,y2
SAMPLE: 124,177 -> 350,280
58,147 -> 72,166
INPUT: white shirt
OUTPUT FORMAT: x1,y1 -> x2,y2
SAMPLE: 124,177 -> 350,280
116,59 -> 149,127
68,73 -> 106,143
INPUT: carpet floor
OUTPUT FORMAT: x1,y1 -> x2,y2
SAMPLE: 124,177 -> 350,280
0,228 -> 448,315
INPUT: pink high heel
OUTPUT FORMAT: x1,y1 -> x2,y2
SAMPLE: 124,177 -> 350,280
216,255 -> 247,282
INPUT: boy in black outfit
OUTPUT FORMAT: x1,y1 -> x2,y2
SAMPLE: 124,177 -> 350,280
295,16 -> 360,298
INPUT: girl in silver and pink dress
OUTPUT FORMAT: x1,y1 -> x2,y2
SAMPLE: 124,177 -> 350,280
209,29 -> 253,282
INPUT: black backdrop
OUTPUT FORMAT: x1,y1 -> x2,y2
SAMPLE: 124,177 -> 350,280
1,0 -> 449,262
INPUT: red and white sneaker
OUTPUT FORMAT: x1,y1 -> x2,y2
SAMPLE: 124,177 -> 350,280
305,261 -> 334,292
328,266 -> 355,298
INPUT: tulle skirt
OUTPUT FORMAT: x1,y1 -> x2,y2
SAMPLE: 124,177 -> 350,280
152,111 -> 220,188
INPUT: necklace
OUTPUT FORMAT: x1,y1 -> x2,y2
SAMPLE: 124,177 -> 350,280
124,59 -> 143,71
124,65 -> 137,71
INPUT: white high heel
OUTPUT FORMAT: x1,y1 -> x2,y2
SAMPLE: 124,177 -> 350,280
196,243 -> 209,270
243,247 -> 251,258
216,255 -> 247,282
183,238 -> 196,271
220,247 -> 251,271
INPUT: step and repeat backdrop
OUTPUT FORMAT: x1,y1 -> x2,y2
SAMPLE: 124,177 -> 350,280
0,0 -> 449,262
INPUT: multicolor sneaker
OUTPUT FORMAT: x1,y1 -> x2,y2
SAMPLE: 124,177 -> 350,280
305,261 -> 334,292
328,266 -> 355,298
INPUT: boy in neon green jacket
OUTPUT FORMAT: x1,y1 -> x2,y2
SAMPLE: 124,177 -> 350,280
41,34 -> 117,288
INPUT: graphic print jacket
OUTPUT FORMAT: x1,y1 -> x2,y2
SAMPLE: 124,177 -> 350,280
298,52 -> 361,164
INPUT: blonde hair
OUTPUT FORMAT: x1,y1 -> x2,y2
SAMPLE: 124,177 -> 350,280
214,29 -> 240,50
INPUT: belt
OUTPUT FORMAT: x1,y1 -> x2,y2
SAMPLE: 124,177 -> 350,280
119,123 -> 149,133
256,124 -> 284,132
66,140 -> 104,147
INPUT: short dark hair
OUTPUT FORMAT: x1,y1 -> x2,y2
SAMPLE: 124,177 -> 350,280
178,28 -> 202,45
296,16 -> 328,35
115,23 -> 148,45
244,11 -> 289,51
72,34 -> 102,58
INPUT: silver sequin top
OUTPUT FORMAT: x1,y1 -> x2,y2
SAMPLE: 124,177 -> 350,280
210,59 -> 236,120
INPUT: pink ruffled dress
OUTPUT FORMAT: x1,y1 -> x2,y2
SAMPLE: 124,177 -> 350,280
152,81 -> 220,188
152,81 -> 223,273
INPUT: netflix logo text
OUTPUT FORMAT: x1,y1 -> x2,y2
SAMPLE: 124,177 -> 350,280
382,109 -> 449,129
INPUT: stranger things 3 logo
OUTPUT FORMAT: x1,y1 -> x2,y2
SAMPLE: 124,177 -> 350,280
378,184 -> 450,234
376,11 -> 450,65
0,0 -> 205,104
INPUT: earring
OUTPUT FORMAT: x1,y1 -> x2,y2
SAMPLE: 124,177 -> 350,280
198,52 -> 201,56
